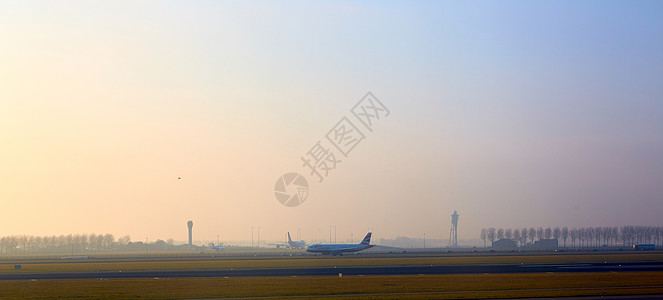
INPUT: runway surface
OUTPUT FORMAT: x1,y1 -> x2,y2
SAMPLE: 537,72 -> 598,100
2,261 -> 662,280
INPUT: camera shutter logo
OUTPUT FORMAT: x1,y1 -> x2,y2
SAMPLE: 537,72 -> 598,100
274,173 -> 309,207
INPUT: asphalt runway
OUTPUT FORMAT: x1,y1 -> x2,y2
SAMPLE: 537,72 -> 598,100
1,261 -> 663,280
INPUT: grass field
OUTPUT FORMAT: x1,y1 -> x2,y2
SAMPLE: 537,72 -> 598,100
2,252 -> 662,273
1,272 -> 662,299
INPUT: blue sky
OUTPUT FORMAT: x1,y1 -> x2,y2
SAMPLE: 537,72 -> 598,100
1,1 -> 661,243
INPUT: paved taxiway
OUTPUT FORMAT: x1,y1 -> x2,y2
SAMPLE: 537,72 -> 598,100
1,261 -> 662,280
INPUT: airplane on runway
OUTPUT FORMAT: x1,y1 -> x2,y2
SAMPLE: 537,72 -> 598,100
306,232 -> 373,255
287,232 -> 306,249
210,243 -> 226,251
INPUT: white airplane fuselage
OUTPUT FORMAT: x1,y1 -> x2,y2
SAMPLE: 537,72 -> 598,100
306,232 -> 373,256
289,240 -> 306,249
287,232 -> 306,249
211,243 -> 226,251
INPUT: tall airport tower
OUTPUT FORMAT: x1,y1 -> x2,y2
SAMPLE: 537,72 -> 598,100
449,210 -> 459,247
187,220 -> 193,246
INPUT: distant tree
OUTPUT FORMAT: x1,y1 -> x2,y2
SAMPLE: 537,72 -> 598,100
79,234 -> 88,251
544,227 -> 552,239
617,227 -> 623,246
597,227 -> 604,246
154,239 -> 168,251
645,226 -> 652,244
637,226 -> 645,244
521,228 -> 528,246
652,227 -> 657,246
528,227 -> 536,244
580,228 -> 588,247
642,226 -> 648,244
92,234 -> 103,250
536,227 -> 543,241
103,234 -> 115,250
33,236 -> 43,254
57,235 -> 65,250
587,227 -> 596,247
561,227 -> 569,247
497,228 -> 504,240
480,229 -> 487,248
18,235 -> 29,254
9,236 -> 19,254
0,237 -> 7,254
27,236 -> 36,253
72,234 -> 82,253
646,226 -> 653,244
505,228 -> 513,240
487,228 -> 496,245
3,236 -> 11,254
513,229 -> 520,246
624,226 -> 634,245
89,234 -> 98,250
2,237 -> 10,254
553,227 -> 561,241
43,236 -> 53,251
118,235 -> 131,245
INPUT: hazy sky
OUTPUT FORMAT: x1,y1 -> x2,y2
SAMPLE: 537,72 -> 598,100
1,1 -> 662,244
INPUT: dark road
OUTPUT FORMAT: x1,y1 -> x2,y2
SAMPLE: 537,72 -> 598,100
2,261 -> 662,280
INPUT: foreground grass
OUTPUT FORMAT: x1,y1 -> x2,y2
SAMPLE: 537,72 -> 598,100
2,252 -> 663,274
1,272 -> 663,299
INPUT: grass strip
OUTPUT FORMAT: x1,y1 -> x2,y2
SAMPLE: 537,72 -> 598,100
0,272 -> 662,299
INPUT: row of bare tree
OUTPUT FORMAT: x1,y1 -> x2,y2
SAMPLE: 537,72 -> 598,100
0,234 -> 130,254
479,226 -> 663,248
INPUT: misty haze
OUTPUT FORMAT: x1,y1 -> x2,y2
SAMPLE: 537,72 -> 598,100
1,1 -> 662,299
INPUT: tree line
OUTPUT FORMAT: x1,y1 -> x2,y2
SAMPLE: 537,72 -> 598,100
479,226 -> 663,248
0,234 -> 130,254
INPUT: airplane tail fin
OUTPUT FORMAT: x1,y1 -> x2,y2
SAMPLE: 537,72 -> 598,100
288,232 -> 292,242
360,232 -> 372,246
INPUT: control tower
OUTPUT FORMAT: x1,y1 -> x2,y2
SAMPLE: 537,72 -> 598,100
449,210 -> 459,247
187,220 -> 193,246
